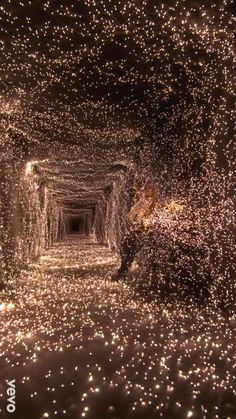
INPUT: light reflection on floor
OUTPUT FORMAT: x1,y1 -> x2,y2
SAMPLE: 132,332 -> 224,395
0,238 -> 235,419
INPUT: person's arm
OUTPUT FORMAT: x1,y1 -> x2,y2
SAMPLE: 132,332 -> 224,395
128,191 -> 149,224
128,200 -> 143,223
141,201 -> 161,228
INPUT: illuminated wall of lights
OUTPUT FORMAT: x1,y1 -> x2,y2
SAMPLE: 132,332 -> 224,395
0,0 -> 235,310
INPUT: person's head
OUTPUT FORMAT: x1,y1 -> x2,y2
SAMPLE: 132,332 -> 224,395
142,182 -> 156,199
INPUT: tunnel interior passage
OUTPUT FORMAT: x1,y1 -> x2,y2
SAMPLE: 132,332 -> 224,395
63,203 -> 96,239
0,2 -> 235,418
18,158 -> 131,261
0,0 -> 233,309
67,214 -> 92,236
69,217 -> 86,235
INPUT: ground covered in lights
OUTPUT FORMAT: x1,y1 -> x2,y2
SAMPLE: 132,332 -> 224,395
0,238 -> 236,419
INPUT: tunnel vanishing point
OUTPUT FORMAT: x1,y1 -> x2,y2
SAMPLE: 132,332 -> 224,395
0,1 -> 235,419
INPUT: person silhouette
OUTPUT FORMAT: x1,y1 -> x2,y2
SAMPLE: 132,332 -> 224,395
112,182 -> 159,281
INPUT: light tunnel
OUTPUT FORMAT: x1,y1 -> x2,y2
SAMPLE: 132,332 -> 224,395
19,158 -> 132,258
0,1 -> 235,419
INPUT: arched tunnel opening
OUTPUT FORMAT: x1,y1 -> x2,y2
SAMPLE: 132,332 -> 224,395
0,1 -> 235,419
